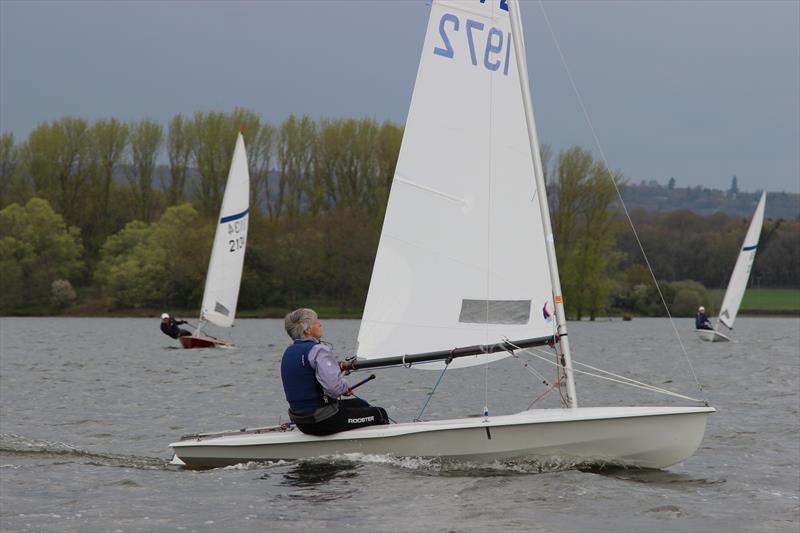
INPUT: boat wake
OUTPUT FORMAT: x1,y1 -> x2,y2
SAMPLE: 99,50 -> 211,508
339,453 -> 601,476
200,452 -> 601,476
0,433 -> 171,470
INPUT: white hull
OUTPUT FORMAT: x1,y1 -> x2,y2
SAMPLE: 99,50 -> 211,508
696,329 -> 730,343
170,406 -> 714,469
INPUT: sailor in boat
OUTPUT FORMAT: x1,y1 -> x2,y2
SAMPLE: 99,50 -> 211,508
281,308 -> 389,436
160,313 -> 191,339
695,306 -> 713,330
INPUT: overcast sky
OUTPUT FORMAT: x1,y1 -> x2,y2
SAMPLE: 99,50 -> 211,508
1,0 -> 798,193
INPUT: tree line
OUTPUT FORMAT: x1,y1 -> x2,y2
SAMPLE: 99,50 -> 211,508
0,111 -> 797,318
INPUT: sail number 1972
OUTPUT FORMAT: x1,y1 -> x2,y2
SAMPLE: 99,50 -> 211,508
433,12 -> 512,76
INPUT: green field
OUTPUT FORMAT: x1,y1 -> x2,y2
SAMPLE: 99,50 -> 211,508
707,288 -> 800,315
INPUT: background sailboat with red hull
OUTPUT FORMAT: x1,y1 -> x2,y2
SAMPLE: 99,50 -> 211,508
180,132 -> 250,349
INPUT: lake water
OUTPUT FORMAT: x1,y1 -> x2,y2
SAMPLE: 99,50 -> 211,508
1,317 -> 798,532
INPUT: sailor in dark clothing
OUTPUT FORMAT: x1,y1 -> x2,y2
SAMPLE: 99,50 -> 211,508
160,313 -> 191,338
695,306 -> 713,330
281,308 -> 389,436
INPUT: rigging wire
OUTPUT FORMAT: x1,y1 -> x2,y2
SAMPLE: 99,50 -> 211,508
414,361 -> 450,422
506,341 -> 704,403
535,0 -> 705,398
484,359 -> 490,420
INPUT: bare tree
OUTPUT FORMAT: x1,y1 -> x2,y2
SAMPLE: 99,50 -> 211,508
249,122 -> 275,217
91,118 -> 129,218
0,132 -> 19,207
166,114 -> 194,206
191,111 -> 238,215
127,119 -> 163,222
277,114 -> 316,218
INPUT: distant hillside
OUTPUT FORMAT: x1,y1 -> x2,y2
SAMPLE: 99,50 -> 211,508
615,181 -> 799,219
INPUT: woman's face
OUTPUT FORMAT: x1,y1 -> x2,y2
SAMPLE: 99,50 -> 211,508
305,320 -> 323,341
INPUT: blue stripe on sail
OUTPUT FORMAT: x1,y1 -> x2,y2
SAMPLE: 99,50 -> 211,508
220,208 -> 248,224
742,244 -> 758,251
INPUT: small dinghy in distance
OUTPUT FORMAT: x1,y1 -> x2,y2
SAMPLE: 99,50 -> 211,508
180,132 -> 250,349
697,191 -> 766,343
170,0 -> 714,468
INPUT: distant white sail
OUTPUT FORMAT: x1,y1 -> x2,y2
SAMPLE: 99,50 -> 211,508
200,132 -> 250,328
717,191 -> 766,330
356,0 -> 555,368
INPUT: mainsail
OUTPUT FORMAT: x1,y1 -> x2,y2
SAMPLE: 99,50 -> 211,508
357,0 -> 555,368
717,191 -> 766,330
200,132 -> 250,328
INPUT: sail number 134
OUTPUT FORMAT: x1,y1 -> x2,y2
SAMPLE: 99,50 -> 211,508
433,12 -> 512,76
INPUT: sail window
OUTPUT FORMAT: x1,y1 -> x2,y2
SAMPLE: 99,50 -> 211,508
458,299 -> 531,325
214,302 -> 230,317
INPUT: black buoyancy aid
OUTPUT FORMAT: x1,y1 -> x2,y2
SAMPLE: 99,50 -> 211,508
281,339 -> 325,412
160,320 -> 179,339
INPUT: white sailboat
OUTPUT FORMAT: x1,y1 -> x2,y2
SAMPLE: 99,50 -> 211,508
180,132 -> 250,349
170,0 -> 713,466
697,191 -> 766,342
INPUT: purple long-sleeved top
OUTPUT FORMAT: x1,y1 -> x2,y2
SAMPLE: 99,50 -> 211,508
307,342 -> 350,398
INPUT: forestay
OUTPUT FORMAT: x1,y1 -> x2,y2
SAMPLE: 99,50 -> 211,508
200,132 -> 250,328
717,191 -> 766,330
357,0 -> 554,368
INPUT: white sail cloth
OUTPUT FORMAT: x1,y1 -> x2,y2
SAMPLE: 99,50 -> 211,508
717,191 -> 766,330
200,132 -> 250,328
357,0 -> 555,368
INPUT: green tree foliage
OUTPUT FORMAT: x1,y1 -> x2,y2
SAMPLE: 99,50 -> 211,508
95,204 -> 209,308
319,207 -> 380,311
615,209 -> 796,288
243,208 -> 380,312
0,198 -> 83,313
752,219 -> 800,287
553,147 -> 623,319
3,110 -> 795,317
670,280 -> 710,316
21,117 -> 93,227
612,278 -> 707,317
93,220 -> 158,307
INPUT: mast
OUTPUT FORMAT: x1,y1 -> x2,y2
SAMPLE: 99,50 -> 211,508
508,0 -> 578,408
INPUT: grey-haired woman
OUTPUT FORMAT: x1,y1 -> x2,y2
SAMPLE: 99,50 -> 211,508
280,308 -> 389,436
